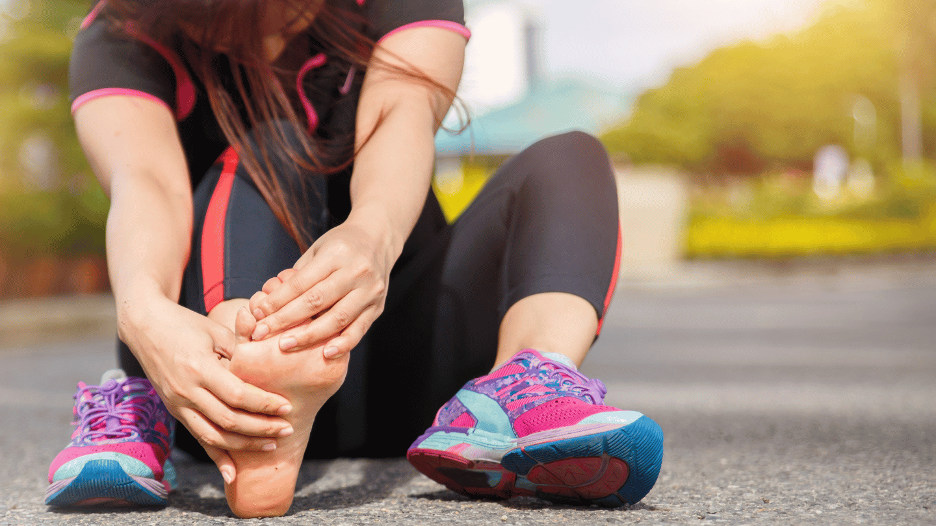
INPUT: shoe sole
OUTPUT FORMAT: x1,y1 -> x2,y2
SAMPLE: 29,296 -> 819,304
503,415 -> 664,506
45,459 -> 168,507
408,416 -> 663,507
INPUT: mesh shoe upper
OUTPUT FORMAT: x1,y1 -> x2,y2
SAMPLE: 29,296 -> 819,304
48,375 -> 174,483
431,349 -> 621,438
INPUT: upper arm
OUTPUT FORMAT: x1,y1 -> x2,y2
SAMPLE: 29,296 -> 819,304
357,0 -> 469,137
74,95 -> 190,199
70,10 -> 191,198
357,27 -> 467,141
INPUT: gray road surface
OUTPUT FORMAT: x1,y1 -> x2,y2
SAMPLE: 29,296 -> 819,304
1,265 -> 934,525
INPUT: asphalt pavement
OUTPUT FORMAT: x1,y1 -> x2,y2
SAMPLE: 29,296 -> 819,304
0,260 -> 934,525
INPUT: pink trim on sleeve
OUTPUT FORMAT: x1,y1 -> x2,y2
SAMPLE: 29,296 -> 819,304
123,22 -> 197,121
377,20 -> 471,45
71,88 -> 173,115
81,0 -> 107,29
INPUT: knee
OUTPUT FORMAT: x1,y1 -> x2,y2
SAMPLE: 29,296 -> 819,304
536,130 -> 608,158
521,131 -> 616,193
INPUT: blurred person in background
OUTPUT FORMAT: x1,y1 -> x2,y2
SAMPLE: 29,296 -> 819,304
43,0 -> 663,517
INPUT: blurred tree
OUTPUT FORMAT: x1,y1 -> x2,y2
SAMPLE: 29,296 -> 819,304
896,0 -> 936,162
0,0 -> 108,258
602,0 -> 908,177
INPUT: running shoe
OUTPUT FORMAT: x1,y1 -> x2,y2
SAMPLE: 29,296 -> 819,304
407,349 -> 663,507
46,369 -> 176,507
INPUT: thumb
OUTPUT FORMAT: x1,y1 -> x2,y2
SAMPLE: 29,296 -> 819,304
203,443 -> 236,486
234,306 -> 256,345
207,320 -> 236,361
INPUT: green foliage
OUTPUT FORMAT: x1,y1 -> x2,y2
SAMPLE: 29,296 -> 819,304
602,0 -> 906,174
0,0 -> 104,260
0,184 -> 108,259
685,163 -> 936,258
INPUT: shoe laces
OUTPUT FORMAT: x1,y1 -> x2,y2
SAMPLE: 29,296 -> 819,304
73,378 -> 159,442
500,356 -> 608,407
539,360 -> 608,404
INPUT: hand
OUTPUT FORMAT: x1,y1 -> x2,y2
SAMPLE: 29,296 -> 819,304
247,218 -> 393,358
119,296 -> 294,484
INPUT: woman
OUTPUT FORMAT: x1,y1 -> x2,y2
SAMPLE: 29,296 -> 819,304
45,0 -> 663,518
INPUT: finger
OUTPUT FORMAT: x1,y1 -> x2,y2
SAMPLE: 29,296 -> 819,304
178,406 -> 279,452
322,308 -> 378,358
276,290 -> 372,352
277,268 -> 298,281
207,320 -> 236,361
190,386 -> 293,438
202,443 -> 237,485
260,276 -> 282,295
253,262 -> 336,321
202,364 -> 292,416
253,272 -> 347,340
233,306 -> 256,344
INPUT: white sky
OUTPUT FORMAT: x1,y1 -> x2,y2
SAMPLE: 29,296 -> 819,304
461,0 -> 832,112
532,0 -> 830,87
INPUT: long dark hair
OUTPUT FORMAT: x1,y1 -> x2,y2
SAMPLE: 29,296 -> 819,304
102,0 -> 459,249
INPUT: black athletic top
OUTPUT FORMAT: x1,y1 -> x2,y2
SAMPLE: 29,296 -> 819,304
69,0 -> 469,187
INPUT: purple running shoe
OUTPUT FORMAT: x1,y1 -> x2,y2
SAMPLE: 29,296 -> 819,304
46,369 -> 176,507
407,349 -> 663,507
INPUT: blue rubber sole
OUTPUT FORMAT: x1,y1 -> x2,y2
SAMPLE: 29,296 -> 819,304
45,459 -> 167,507
501,415 -> 664,506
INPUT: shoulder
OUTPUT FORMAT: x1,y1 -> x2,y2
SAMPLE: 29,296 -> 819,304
70,8 -> 196,121
365,0 -> 469,43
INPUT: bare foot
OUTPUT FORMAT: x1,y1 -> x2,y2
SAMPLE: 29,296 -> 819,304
219,276 -> 349,518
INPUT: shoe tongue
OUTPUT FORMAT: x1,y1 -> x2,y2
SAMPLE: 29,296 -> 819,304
541,352 -> 577,370
100,369 -> 128,384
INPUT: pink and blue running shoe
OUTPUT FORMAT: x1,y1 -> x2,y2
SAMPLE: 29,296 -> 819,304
46,370 -> 176,507
407,350 -> 663,507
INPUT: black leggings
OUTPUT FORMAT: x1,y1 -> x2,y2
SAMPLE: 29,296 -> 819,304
118,130 -> 621,459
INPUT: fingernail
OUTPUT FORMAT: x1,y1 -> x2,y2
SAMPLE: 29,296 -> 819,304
278,426 -> 294,437
262,442 -> 277,451
253,308 -> 265,320
279,336 -> 297,351
324,345 -> 339,358
252,323 -> 269,341
221,467 -> 234,485
277,404 -> 293,416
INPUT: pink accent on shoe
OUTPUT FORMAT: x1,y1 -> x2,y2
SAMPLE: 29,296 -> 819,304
512,398 -> 618,438
494,382 -> 518,398
477,363 -> 525,383
154,421 -> 169,436
447,443 -> 470,455
517,385 -> 550,395
526,457 -> 630,500
48,442 -> 168,483
506,394 -> 552,411
450,412 -> 477,428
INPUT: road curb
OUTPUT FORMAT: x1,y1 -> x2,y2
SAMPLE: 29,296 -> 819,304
0,293 -> 116,345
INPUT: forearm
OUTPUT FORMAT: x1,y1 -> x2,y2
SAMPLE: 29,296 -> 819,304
106,171 -> 193,340
347,28 -> 465,260
73,96 -> 195,342
347,94 -> 438,261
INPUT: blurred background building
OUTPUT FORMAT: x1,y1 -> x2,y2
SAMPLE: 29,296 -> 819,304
1,0 -> 936,298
